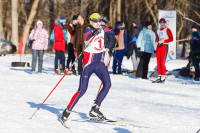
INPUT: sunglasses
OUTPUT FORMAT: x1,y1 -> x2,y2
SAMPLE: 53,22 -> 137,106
90,18 -> 102,23
159,20 -> 166,23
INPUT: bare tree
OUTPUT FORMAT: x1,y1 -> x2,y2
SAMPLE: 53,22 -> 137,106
22,0 -> 39,53
0,0 -> 3,39
11,0 -> 19,47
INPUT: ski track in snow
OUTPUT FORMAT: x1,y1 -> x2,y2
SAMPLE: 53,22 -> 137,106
0,54 -> 200,133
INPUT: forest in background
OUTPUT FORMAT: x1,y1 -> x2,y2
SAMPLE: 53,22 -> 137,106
0,0 -> 199,56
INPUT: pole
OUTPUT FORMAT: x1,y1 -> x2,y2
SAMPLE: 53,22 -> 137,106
30,35 -> 96,119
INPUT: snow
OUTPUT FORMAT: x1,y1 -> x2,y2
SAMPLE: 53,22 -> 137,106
0,54 -> 200,133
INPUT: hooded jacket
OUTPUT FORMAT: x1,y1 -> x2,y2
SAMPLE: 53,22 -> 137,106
50,19 -> 67,52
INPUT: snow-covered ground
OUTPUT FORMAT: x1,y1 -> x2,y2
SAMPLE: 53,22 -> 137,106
0,54 -> 200,133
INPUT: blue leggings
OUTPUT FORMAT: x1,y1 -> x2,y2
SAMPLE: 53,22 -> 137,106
68,61 -> 111,109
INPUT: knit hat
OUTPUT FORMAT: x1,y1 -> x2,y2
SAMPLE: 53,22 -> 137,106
159,18 -> 166,23
72,15 -> 78,20
192,24 -> 198,29
59,17 -> 66,23
37,20 -> 43,26
101,16 -> 108,23
89,13 -> 101,24
132,18 -> 140,25
145,21 -> 152,28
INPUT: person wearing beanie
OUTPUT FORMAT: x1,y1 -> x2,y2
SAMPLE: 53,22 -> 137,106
190,24 -> 200,81
29,20 -> 49,74
127,18 -> 142,75
74,14 -> 88,75
153,18 -> 173,83
136,21 -> 156,79
59,13 -> 125,125
50,17 -> 68,75
66,15 -> 78,74
101,16 -> 116,67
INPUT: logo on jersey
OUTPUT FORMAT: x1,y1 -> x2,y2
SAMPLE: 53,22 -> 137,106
94,36 -> 104,51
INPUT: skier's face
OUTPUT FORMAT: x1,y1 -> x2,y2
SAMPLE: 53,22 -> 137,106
192,28 -> 197,32
91,19 -> 101,29
37,24 -> 42,29
160,23 -> 165,28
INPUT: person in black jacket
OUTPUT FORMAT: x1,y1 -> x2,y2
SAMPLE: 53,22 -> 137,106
127,18 -> 142,74
190,24 -> 200,81
101,16 -> 116,66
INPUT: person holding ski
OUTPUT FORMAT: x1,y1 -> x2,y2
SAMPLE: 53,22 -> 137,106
60,13 -> 125,125
153,18 -> 173,83
190,24 -> 200,81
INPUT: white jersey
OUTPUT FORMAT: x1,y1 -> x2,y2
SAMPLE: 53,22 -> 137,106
157,28 -> 169,44
84,28 -> 105,53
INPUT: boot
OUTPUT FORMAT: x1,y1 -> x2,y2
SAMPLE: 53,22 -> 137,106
60,107 -> 71,123
158,75 -> 166,83
89,104 -> 105,121
55,69 -> 61,75
152,75 -> 161,83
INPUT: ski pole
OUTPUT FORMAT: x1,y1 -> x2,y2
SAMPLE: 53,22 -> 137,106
185,42 -> 199,59
95,30 -> 122,100
30,35 -> 96,119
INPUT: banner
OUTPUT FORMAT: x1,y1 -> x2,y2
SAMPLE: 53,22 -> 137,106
158,9 -> 176,60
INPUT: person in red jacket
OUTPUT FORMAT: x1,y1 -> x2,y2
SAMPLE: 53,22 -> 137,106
50,17 -> 68,75
153,18 -> 173,83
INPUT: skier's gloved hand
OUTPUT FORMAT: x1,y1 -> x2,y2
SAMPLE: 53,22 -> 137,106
154,50 -> 156,53
137,48 -> 141,51
117,23 -> 125,30
93,28 -> 101,35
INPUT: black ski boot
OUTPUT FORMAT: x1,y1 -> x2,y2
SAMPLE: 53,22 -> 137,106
152,76 -> 161,83
89,104 -> 105,121
60,107 -> 71,124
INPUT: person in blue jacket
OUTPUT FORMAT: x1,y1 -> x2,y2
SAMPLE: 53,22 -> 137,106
190,24 -> 200,81
112,22 -> 127,74
136,21 -> 156,79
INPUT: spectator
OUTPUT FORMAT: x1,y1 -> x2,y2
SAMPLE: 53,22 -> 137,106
101,16 -> 115,66
50,17 -> 68,75
112,22 -> 127,74
74,14 -> 88,75
66,15 -> 78,74
190,24 -> 200,81
29,20 -> 49,74
127,18 -> 142,74
136,21 -> 156,79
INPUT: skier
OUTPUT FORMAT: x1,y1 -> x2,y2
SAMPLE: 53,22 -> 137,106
60,13 -> 125,124
153,18 -> 173,83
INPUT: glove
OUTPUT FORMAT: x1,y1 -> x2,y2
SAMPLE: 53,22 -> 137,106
154,50 -> 156,53
93,28 -> 101,35
137,48 -> 141,51
117,23 -> 125,30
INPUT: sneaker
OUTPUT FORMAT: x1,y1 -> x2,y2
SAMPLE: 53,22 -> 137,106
60,107 -> 71,122
89,104 -> 105,121
32,71 -> 35,74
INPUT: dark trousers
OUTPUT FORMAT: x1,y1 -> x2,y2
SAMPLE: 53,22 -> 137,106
77,45 -> 83,74
32,50 -> 44,73
55,50 -> 65,71
191,52 -> 200,79
112,50 -> 124,73
67,43 -> 75,70
136,52 -> 151,79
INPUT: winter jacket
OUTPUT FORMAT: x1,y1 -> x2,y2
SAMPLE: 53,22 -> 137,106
126,24 -> 142,59
74,20 -> 88,52
50,19 -> 67,52
29,27 -> 49,50
190,30 -> 200,53
136,27 -> 157,54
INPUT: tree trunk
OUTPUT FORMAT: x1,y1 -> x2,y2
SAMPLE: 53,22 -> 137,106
116,0 -> 121,21
22,0 -> 39,54
11,0 -> 18,48
0,0 -> 4,40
